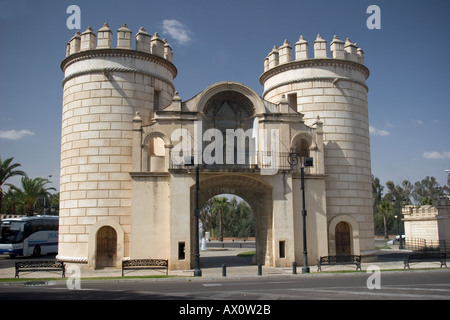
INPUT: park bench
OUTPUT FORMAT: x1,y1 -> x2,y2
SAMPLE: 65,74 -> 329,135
403,252 -> 447,269
122,259 -> 168,276
317,255 -> 362,272
15,260 -> 65,278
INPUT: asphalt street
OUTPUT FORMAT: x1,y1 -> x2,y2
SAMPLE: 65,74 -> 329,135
0,239 -> 449,303
1,270 -> 450,300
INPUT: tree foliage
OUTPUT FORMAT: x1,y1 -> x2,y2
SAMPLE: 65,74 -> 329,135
0,157 -> 27,213
0,155 -> 59,216
200,196 -> 254,239
372,174 -> 449,236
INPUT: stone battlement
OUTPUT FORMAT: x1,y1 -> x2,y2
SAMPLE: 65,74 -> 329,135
264,34 -> 364,72
66,23 -> 173,62
403,205 -> 438,218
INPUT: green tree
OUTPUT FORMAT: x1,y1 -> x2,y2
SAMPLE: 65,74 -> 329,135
384,180 -> 412,204
233,200 -> 254,237
377,201 -> 392,239
445,171 -> 450,195
11,177 -> 56,216
0,157 -> 27,213
372,175 -> 384,211
1,188 -> 21,215
211,196 -> 228,241
48,193 -> 60,215
201,196 -> 254,239
411,176 -> 444,205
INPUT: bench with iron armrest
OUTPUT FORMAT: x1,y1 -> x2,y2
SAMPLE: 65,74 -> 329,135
122,259 -> 168,276
15,260 -> 65,278
403,252 -> 447,269
317,255 -> 362,272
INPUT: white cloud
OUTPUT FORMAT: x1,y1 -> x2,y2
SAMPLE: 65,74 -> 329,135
162,19 -> 192,45
0,129 -> 35,140
409,119 -> 423,125
369,126 -> 390,136
422,151 -> 450,159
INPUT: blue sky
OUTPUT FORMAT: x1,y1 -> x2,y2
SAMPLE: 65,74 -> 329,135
0,0 -> 449,191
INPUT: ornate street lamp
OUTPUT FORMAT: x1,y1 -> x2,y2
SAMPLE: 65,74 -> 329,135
288,153 -> 314,274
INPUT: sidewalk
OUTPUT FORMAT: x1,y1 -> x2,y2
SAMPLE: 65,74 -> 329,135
0,246 -> 447,281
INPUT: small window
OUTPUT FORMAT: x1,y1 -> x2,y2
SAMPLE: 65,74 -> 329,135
178,242 -> 185,260
154,90 -> 161,110
288,93 -> 297,111
279,240 -> 286,259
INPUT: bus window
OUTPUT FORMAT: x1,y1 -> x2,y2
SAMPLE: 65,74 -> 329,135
0,221 -> 25,244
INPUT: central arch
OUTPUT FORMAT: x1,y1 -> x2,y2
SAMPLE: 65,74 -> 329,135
196,81 -> 267,116
190,174 -> 273,266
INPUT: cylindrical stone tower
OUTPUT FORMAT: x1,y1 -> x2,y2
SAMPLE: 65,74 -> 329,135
260,34 -> 374,258
58,23 -> 177,268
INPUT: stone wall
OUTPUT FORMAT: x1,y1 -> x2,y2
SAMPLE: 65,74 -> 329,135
260,34 -> 374,258
58,23 -> 176,268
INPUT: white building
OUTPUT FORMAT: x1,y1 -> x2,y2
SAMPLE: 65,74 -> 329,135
57,24 -> 375,270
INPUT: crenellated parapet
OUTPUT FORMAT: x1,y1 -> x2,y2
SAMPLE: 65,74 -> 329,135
61,22 -> 177,98
65,23 -> 173,63
403,205 -> 438,219
263,34 -> 364,72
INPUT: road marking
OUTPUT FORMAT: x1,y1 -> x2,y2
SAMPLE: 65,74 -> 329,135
202,283 -> 222,287
287,287 -> 450,299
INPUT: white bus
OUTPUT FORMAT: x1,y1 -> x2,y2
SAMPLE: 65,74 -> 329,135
0,216 -> 58,258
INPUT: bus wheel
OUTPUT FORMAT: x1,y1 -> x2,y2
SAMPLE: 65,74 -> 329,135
32,246 -> 41,257
9,254 -> 17,259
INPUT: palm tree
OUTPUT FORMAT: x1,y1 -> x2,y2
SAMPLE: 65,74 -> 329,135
2,188 -> 20,215
11,177 -> 56,216
211,196 -> 228,242
0,157 -> 27,213
378,201 -> 392,240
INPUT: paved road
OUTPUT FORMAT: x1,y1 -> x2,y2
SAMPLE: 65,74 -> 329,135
1,269 -> 449,301
1,240 -> 449,304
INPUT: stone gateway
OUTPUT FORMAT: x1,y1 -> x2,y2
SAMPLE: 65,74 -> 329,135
57,23 -> 375,270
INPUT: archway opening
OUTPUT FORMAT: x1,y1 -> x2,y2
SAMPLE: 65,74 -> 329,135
202,90 -> 256,168
190,174 -> 273,268
199,194 -> 256,268
96,226 -> 117,269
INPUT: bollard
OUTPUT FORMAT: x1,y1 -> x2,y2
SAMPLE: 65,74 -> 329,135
222,264 -> 227,277
292,262 -> 297,274
257,263 -> 262,276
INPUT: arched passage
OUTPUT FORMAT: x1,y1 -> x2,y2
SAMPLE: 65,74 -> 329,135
335,222 -> 351,255
96,226 -> 117,268
328,215 -> 360,255
88,218 -> 125,269
190,174 -> 273,266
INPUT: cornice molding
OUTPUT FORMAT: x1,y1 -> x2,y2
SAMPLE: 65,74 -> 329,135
260,58 -> 369,85
61,48 -> 177,78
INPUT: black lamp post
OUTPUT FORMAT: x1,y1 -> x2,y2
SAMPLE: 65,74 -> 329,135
288,153 -> 314,274
392,198 -> 405,250
185,156 -> 202,277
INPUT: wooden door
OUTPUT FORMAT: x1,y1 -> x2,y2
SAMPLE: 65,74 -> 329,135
96,226 -> 117,268
335,222 -> 351,256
